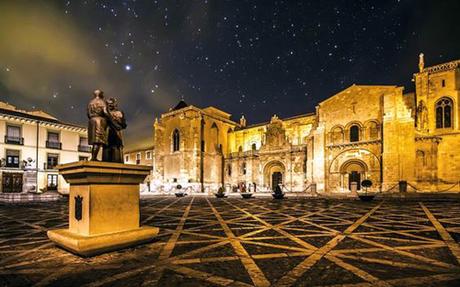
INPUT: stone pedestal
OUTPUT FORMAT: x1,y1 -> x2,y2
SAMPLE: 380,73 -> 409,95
47,161 -> 158,257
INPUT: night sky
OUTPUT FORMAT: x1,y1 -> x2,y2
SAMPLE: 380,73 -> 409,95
1,0 -> 459,149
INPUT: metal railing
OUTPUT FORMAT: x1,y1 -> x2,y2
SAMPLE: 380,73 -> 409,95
44,163 -> 58,170
46,140 -> 62,149
4,135 -> 24,145
78,145 -> 91,153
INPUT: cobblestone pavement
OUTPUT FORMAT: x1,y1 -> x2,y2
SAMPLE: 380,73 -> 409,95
1,197 -> 460,287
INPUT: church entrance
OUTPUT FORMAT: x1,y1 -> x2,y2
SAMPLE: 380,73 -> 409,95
272,171 -> 283,189
264,161 -> 285,190
348,171 -> 361,190
340,160 -> 367,191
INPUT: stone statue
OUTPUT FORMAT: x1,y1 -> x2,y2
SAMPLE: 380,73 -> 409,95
419,53 -> 425,72
416,100 -> 428,132
87,89 -> 108,161
103,97 -> 127,163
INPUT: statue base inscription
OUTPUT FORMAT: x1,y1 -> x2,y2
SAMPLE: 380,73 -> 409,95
47,161 -> 158,257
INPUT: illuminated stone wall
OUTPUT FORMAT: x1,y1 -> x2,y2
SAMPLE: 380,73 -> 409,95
153,104 -> 236,192
225,114 -> 315,192
317,85 -> 390,193
152,57 -> 460,193
413,59 -> 460,191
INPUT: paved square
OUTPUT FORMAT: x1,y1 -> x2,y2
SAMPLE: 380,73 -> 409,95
1,197 -> 460,286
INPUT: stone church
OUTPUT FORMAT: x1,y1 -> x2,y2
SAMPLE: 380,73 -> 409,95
152,55 -> 460,193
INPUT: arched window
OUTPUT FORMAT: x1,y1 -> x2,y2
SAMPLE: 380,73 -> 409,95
211,122 -> 219,151
349,125 -> 360,142
367,122 -> 379,140
436,97 -> 453,128
251,143 -> 257,151
331,126 -> 344,144
227,164 -> 232,176
172,129 -> 180,152
238,146 -> 243,153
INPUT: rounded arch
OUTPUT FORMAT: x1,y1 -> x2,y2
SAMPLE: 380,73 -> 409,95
328,148 -> 381,174
330,124 -> 345,131
344,121 -> 364,130
349,125 -> 360,142
263,160 -> 286,189
344,121 -> 364,142
340,159 -> 368,174
364,120 -> 380,140
330,125 -> 345,144
339,159 -> 368,191
363,119 -> 380,127
328,148 -> 381,192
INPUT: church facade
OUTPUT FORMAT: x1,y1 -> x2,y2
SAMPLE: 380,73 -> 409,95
152,56 -> 460,193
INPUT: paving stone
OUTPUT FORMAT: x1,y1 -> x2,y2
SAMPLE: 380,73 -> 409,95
1,197 -> 460,286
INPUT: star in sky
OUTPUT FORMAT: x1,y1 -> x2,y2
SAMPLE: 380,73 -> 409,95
1,0 -> 460,150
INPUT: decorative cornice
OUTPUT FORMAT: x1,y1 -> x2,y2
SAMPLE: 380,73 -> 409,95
415,135 -> 442,143
422,60 -> 460,74
327,139 -> 381,150
0,114 -> 86,132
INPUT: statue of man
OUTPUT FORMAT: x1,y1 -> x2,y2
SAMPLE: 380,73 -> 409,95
103,97 -> 127,163
87,89 -> 108,161
416,100 -> 428,132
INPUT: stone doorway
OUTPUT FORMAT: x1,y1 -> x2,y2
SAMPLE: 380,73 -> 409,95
264,161 -> 285,190
340,160 -> 367,191
348,171 -> 361,190
272,171 -> 283,189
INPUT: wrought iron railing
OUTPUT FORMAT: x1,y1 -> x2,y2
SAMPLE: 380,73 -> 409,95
78,145 -> 91,153
4,135 -> 24,145
46,141 -> 62,150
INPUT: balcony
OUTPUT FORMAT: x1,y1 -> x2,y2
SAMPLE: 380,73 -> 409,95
78,145 -> 92,153
44,162 -> 58,170
4,135 -> 24,145
46,141 -> 62,150
5,162 -> 20,168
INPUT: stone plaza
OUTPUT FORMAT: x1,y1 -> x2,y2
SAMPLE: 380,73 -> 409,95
1,196 -> 460,286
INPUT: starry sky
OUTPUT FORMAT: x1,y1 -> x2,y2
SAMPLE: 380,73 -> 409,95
1,0 -> 459,149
